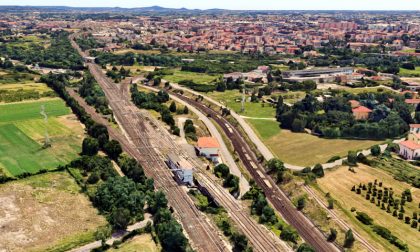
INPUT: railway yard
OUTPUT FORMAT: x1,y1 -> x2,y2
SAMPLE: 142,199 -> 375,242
70,35 -> 290,252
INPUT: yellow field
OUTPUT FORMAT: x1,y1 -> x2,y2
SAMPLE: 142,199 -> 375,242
0,172 -> 107,252
0,82 -> 51,92
317,164 -> 420,252
265,130 -> 382,166
109,234 -> 159,252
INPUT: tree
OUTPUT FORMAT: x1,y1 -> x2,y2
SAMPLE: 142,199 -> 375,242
297,197 -> 306,210
347,151 -> 358,165
291,118 -> 305,132
214,163 -> 230,178
328,228 -> 337,242
231,232 -> 249,252
103,140 -> 123,160
266,158 -> 285,173
82,137 -> 99,156
280,226 -> 299,243
371,145 -> 381,156
109,208 -> 131,230
312,164 -> 324,177
169,101 -> 177,112
183,105 -> 189,114
344,229 -> 355,248
297,243 -> 315,252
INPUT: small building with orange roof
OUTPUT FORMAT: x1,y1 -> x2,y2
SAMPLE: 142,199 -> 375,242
352,106 -> 372,120
196,137 -> 220,163
349,99 -> 361,108
399,140 -> 420,160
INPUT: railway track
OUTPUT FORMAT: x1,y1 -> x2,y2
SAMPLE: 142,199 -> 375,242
170,91 -> 342,252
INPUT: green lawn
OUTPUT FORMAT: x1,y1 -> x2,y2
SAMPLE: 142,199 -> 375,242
206,90 -> 277,118
399,67 -> 420,77
164,70 -> 220,84
0,98 -> 70,123
246,119 -> 280,140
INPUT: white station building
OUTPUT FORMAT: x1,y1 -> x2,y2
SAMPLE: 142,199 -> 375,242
167,153 -> 194,185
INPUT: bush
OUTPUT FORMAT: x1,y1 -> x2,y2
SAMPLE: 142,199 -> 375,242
214,164 -> 230,178
356,211 -> 373,225
297,197 -> 306,210
371,145 -> 381,156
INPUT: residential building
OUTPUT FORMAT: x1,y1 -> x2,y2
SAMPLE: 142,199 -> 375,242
196,137 -> 220,163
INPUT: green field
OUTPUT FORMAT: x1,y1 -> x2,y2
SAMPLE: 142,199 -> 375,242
0,99 -> 83,176
206,90 -> 277,118
399,67 -> 420,77
0,98 -> 70,123
164,70 -> 220,84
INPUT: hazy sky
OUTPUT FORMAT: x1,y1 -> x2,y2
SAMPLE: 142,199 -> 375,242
1,0 -> 420,10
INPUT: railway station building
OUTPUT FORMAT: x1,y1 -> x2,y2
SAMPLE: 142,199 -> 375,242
196,137 -> 220,163
167,153 -> 194,185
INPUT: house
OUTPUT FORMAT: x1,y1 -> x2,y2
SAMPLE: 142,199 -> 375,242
409,124 -> 420,134
349,100 -> 361,108
399,140 -> 420,160
166,153 -> 194,185
196,137 -> 220,163
405,98 -> 420,108
352,106 -> 372,120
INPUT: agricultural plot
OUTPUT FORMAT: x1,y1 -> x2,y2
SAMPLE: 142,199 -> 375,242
0,172 -> 107,252
399,67 -> 420,77
317,164 -> 420,252
0,99 -> 84,176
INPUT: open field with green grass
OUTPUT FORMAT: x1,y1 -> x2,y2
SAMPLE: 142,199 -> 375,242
0,98 -> 70,123
341,87 -> 396,95
316,164 -> 420,252
109,234 -> 159,252
261,129 -> 382,166
399,67 -> 420,77
0,99 -> 84,176
164,69 -> 220,84
0,172 -> 107,252
206,90 -> 277,118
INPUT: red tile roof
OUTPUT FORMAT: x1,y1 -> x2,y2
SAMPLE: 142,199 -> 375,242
405,99 -> 420,104
410,124 -> 420,128
399,140 -> 420,150
352,106 -> 372,113
197,137 -> 220,148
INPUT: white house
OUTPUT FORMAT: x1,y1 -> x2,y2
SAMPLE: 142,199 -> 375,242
196,137 -> 220,163
167,153 -> 194,185
399,140 -> 420,160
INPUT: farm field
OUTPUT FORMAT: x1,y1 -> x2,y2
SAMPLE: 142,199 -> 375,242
0,98 -> 70,123
316,164 -> 420,252
108,234 -> 159,252
260,129 -> 381,166
0,99 -> 84,176
0,172 -> 107,252
164,69 -> 220,84
0,82 -> 51,93
399,67 -> 420,77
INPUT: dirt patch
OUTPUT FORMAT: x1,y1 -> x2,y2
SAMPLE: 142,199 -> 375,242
0,172 -> 106,252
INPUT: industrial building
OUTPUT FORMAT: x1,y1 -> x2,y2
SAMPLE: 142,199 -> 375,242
167,153 -> 194,185
282,67 -> 354,83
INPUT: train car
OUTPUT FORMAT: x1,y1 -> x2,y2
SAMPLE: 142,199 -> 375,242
263,179 -> 273,189
256,170 -> 265,179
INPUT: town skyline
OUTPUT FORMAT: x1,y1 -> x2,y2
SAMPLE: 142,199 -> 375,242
1,0 -> 420,10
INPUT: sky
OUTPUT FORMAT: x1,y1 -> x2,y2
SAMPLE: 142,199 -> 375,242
1,0 -> 419,10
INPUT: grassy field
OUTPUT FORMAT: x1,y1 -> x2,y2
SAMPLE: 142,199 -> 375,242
0,82 -> 51,93
316,164 -> 420,252
246,119 -> 280,139
0,99 -> 83,176
164,70 -> 220,84
0,98 -> 70,123
263,130 -> 382,166
109,234 -> 159,252
206,90 -> 277,118
0,172 -> 107,252
399,67 -> 420,77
